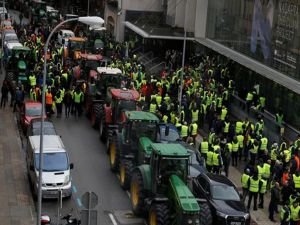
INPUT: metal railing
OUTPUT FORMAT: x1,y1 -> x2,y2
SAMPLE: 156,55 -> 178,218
229,94 -> 300,144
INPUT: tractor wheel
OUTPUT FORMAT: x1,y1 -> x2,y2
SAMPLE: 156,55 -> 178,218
130,170 -> 146,216
149,203 -> 170,225
99,118 -> 107,143
199,202 -> 213,225
91,103 -> 102,129
109,135 -> 120,172
120,159 -> 134,190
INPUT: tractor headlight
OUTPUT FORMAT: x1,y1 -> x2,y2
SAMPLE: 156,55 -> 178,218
195,218 -> 200,224
244,213 -> 250,219
187,219 -> 193,224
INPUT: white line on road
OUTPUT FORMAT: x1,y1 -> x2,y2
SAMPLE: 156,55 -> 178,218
108,213 -> 118,225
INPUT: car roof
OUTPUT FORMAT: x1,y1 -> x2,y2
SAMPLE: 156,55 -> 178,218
29,135 -> 65,152
32,120 -> 54,129
25,101 -> 42,107
202,173 -> 235,186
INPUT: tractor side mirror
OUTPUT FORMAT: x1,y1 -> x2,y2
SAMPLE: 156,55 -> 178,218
70,163 -> 74,170
165,125 -> 169,136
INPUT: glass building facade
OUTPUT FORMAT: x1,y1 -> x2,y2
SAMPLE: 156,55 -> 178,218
206,0 -> 300,81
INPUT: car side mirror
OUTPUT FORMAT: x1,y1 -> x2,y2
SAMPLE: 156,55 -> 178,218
239,193 -> 243,199
30,165 -> 34,171
70,163 -> 74,170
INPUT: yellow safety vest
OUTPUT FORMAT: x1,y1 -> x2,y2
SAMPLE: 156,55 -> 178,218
191,110 -> 199,123
232,142 -> 239,152
260,138 -> 268,151
251,144 -> 259,154
162,115 -> 168,123
191,123 -> 198,135
181,125 -> 188,138
241,174 -> 250,188
263,163 -> 271,179
149,103 -> 157,113
249,177 -> 259,193
284,149 -> 291,163
156,96 -> 162,106
74,92 -> 82,103
206,151 -> 214,166
224,122 -> 230,133
220,108 -> 227,121
260,179 -> 267,194
226,143 -> 232,152
200,142 -> 209,154
290,205 -> 300,221
280,206 -> 290,222
29,75 -> 36,86
213,153 -> 220,166
237,135 -> 244,148
235,121 -> 243,134
293,174 -> 300,189
257,165 -> 264,179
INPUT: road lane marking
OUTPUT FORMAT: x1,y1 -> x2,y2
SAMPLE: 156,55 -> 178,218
108,213 -> 118,225
76,198 -> 82,207
72,185 -> 77,193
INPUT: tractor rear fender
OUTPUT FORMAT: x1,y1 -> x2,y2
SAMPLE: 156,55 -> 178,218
92,99 -> 104,104
133,165 -> 151,191
104,105 -> 112,123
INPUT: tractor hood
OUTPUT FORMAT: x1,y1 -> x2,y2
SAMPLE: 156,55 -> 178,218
169,175 -> 200,213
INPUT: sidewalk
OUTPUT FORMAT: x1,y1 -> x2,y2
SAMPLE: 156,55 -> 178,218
195,134 -> 280,225
0,106 -> 36,225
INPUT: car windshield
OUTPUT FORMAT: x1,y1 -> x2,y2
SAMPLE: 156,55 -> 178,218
211,185 -> 240,201
159,158 -> 188,178
32,127 -> 56,135
69,40 -> 84,50
158,126 -> 180,142
35,152 -> 68,171
26,105 -> 42,116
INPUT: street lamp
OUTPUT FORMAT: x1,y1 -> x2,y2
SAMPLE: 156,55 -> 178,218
37,16 -> 104,225
178,0 -> 188,115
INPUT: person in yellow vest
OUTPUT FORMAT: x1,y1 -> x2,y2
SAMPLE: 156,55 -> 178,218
231,136 -> 239,167
28,73 -> 37,88
189,121 -> 198,144
263,160 -> 271,190
247,171 -> 259,211
259,135 -> 268,158
206,149 -> 214,173
220,105 -> 227,121
149,99 -> 157,114
54,90 -> 63,118
248,138 -> 259,165
235,120 -> 243,135
241,168 -> 250,201
237,132 -> 244,161
223,141 -> 232,177
223,118 -> 230,138
290,200 -> 300,225
162,114 -> 168,123
258,177 -> 267,209
199,137 -> 209,161
29,87 -> 37,101
181,122 -> 189,142
280,202 -> 290,225
257,160 -> 264,180
156,92 -> 162,106
212,148 -> 223,174
293,171 -> 300,193
191,106 -> 199,124
73,88 -> 83,118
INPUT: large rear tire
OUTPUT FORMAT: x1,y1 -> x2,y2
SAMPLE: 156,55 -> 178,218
130,170 -> 146,216
109,135 -> 120,172
199,202 -> 213,225
149,203 -> 170,225
120,159 -> 134,190
6,71 -> 14,83
91,103 -> 102,128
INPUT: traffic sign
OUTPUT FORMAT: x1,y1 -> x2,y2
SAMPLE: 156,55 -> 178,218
81,191 -> 98,209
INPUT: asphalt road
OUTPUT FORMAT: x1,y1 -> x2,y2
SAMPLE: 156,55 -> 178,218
49,115 -> 143,225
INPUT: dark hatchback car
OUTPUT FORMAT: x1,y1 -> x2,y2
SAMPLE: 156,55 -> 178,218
192,173 -> 251,225
27,119 -> 57,137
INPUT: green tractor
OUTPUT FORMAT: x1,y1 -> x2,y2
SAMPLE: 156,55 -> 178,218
6,46 -> 31,85
130,143 -> 211,225
108,111 -> 159,175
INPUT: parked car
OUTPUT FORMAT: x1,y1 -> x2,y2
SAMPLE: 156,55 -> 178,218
192,173 -> 251,225
19,101 -> 46,133
26,118 -> 57,137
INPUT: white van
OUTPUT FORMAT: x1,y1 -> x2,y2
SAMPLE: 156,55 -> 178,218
26,135 -> 73,199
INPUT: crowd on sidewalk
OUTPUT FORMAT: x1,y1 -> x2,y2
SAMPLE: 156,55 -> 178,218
1,7 -> 300,225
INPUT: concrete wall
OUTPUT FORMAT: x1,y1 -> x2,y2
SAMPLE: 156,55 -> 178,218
121,0 -> 163,11
195,0 -> 208,38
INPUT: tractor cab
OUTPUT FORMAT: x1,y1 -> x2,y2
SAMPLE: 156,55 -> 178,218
7,46 -> 31,84
46,6 -> 60,25
109,89 -> 139,123
95,67 -> 122,99
31,0 -> 47,25
80,53 -> 103,79
64,37 -> 87,60
149,143 -> 189,192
